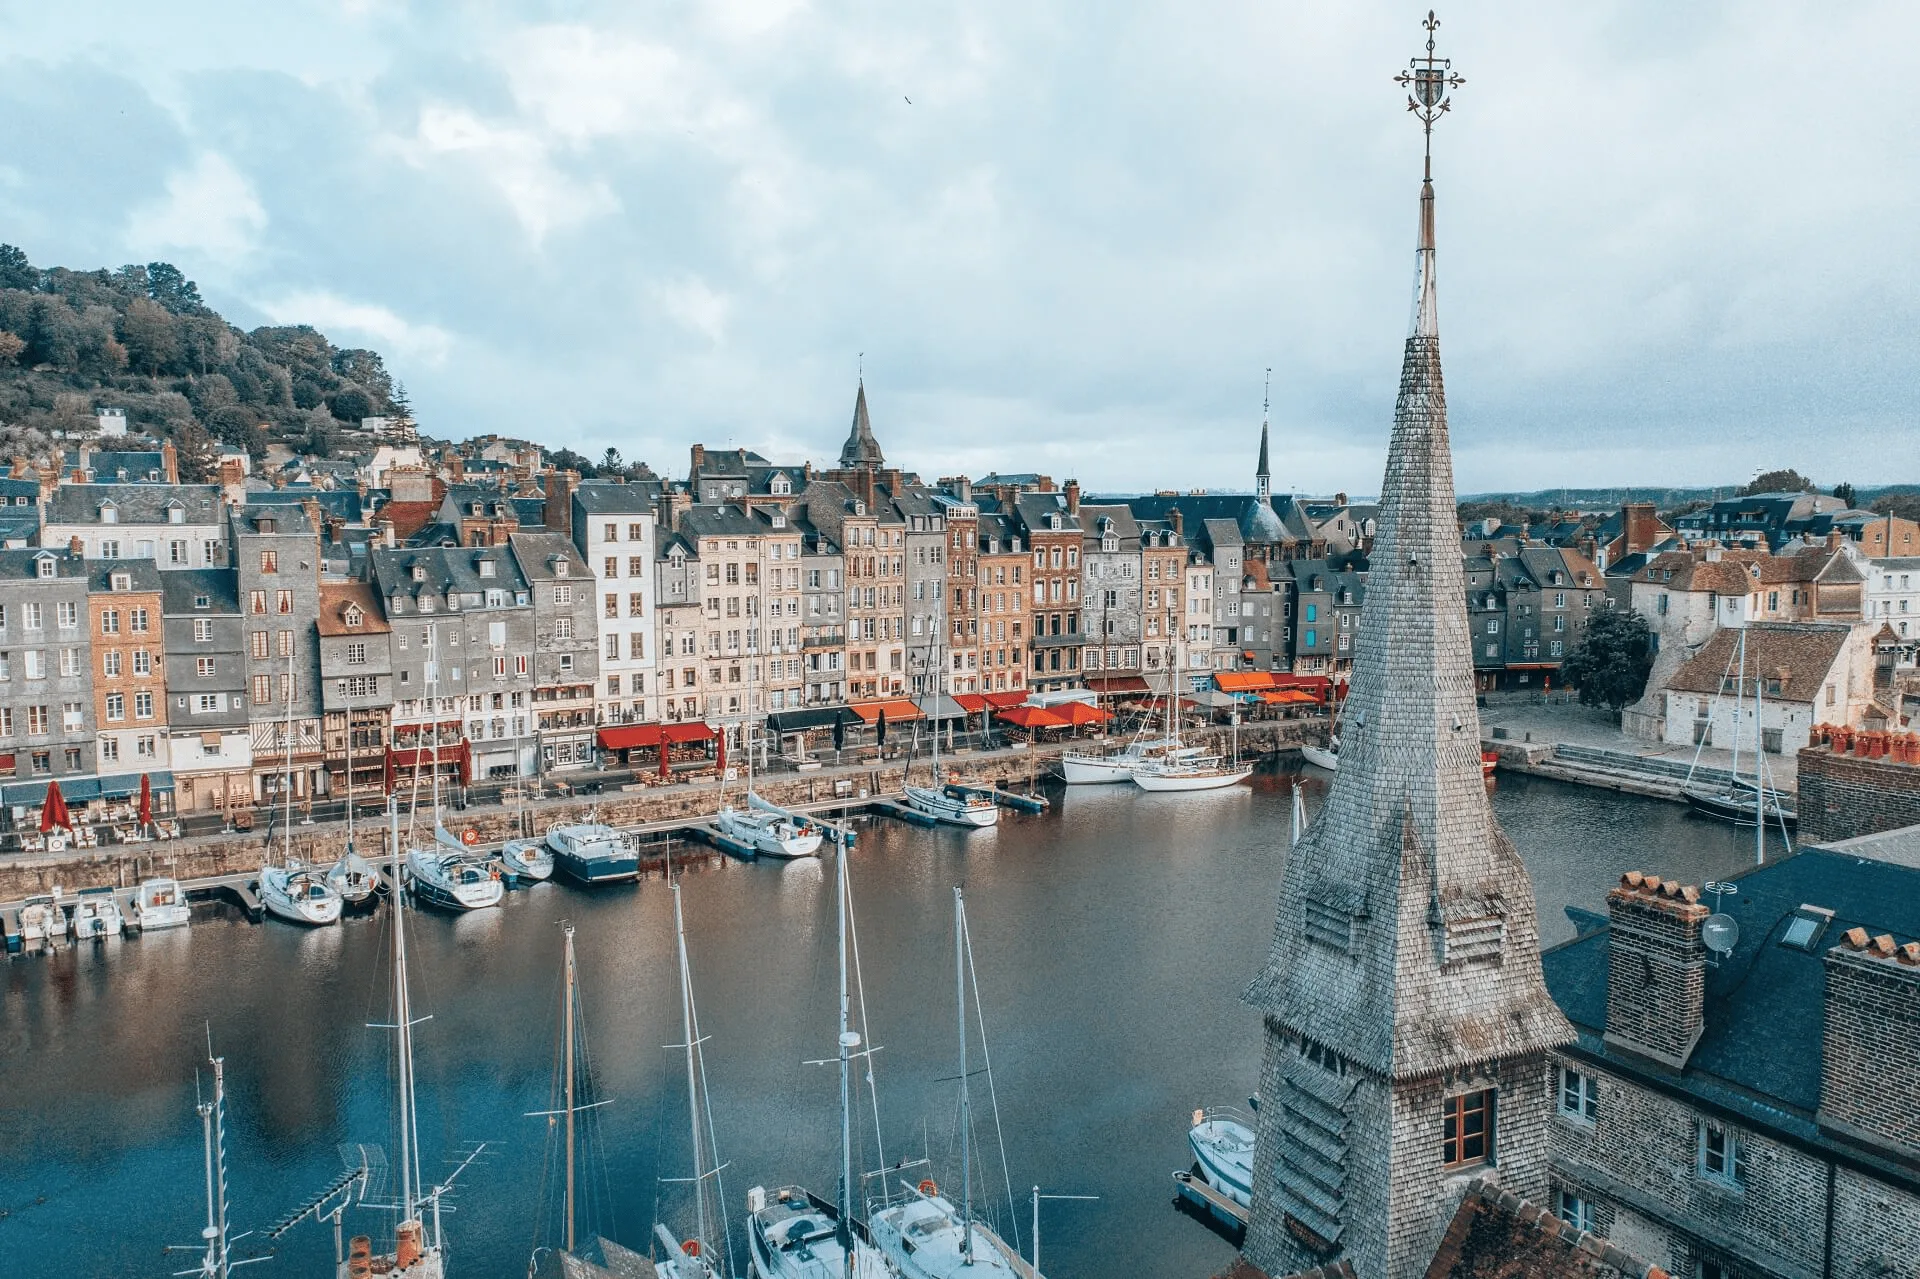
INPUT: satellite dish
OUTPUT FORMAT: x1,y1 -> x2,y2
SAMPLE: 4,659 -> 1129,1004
1703,913 -> 1740,957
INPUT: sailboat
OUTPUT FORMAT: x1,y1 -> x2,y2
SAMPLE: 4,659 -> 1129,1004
746,826 -> 894,1279
351,799 -> 486,1277
904,643 -> 999,828
869,889 -> 1034,1279
1299,684 -> 1340,771
1058,673 -> 1187,784
1683,628 -> 1798,832
1131,678 -> 1252,792
718,734 -> 824,858
327,728 -> 380,908
652,880 -> 735,1279
260,646 -> 343,926
168,1048 -> 236,1278
407,633 -> 504,912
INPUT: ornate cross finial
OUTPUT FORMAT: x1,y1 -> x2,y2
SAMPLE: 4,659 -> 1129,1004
1394,10 -> 1464,171
1262,367 -> 1271,421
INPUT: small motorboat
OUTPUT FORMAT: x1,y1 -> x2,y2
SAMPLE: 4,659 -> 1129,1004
746,1185 -> 893,1279
326,845 -> 380,907
1300,736 -> 1339,771
1188,1107 -> 1255,1208
20,894 -> 68,947
1131,755 -> 1253,792
718,802 -> 824,859
70,886 -> 126,939
498,838 -> 555,882
546,822 -> 641,884
408,845 -> 505,912
904,785 -> 999,828
1481,749 -> 1499,779
134,877 -> 192,930
259,863 -> 344,926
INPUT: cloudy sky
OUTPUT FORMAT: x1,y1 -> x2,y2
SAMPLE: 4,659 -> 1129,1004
2,1 -> 1912,495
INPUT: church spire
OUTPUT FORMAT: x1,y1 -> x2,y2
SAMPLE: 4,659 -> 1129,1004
1255,368 -> 1272,501
839,374 -> 885,469
1240,17 -> 1569,1279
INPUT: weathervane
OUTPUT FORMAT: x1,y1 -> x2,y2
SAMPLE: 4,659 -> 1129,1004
1394,10 -> 1464,172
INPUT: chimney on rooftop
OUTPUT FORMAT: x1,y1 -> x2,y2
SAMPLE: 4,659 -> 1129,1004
1819,926 -> 1920,1153
1170,507 -> 1184,536
68,536 -> 83,555
10,456 -> 27,480
1604,871 -> 1710,1069
544,468 -> 577,540
690,444 -> 707,477
161,440 -> 178,485
1623,502 -> 1659,556
1064,479 -> 1080,516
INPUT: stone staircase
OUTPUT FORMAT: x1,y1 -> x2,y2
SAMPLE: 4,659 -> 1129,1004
1546,743 -> 1792,797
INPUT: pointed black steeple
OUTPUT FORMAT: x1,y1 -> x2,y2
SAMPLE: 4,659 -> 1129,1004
839,379 -> 885,469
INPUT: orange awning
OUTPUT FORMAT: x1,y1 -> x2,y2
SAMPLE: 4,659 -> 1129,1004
952,693 -> 991,714
982,691 -> 1028,709
1086,675 -> 1151,694
1214,672 -> 1277,693
1053,701 -> 1111,725
1258,689 -> 1321,705
848,698 -> 923,724
996,705 -> 1067,728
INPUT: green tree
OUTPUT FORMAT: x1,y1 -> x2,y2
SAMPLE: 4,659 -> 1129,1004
1739,468 -> 1812,496
118,297 -> 180,375
145,261 -> 204,313
1870,493 -> 1920,523
169,419 -> 220,482
0,244 -> 37,291
548,447 -> 597,478
328,386 -> 373,423
601,447 -> 625,474
1833,481 -> 1858,507
1560,609 -> 1655,712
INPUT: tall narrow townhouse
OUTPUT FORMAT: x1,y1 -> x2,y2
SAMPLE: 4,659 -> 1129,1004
790,504 -> 848,705
1138,520 -> 1187,688
87,560 -> 168,785
974,511 -> 1030,696
314,581 -> 392,801
161,569 -> 250,818
936,488 -> 982,694
509,531 -> 600,773
666,504 -> 803,743
571,481 -> 659,725
231,504 -> 325,806
895,485 -> 948,696
800,481 -> 884,700
0,549 -> 98,814
1014,488 -> 1086,692
1079,503 -> 1145,689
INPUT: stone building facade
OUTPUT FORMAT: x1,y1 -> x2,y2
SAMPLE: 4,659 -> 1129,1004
161,569 -> 251,816
314,581 -> 391,800
232,504 -> 326,804
975,511 -> 1029,696
0,549 -> 99,799
1080,504 -> 1143,684
572,481 -> 660,725
1015,488 -> 1085,691
86,560 -> 166,778
510,531 -> 599,773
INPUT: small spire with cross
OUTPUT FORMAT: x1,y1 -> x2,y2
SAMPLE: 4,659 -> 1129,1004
1394,10 -> 1465,176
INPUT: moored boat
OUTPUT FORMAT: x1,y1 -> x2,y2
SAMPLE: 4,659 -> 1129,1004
1187,1107 -> 1254,1208
20,894 -> 68,947
1131,756 -> 1254,792
1058,735 -> 1184,784
546,822 -> 641,884
499,837 -> 555,882
1300,737 -> 1340,771
904,784 -> 1000,828
719,803 -> 824,858
259,863 -> 343,926
326,845 -> 380,907
407,846 -> 505,912
134,877 -> 191,930
747,1186 -> 891,1279
1685,783 -> 1797,828
70,886 -> 125,939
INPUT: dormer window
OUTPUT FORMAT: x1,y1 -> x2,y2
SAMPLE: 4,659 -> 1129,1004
167,504 -> 184,525
100,503 -> 117,525
772,514 -> 787,529
257,517 -> 276,533
110,572 -> 130,592
411,565 -> 426,582
194,595 -> 210,610
35,557 -> 54,579
554,559 -> 569,577
853,501 -> 867,516
771,475 -> 791,495
1049,514 -> 1062,530
478,558 -> 497,579
420,594 -> 435,613
343,604 -> 363,628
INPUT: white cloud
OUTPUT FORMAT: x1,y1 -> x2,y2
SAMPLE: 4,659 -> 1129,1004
394,103 -> 619,244
258,290 -> 454,366
651,276 -> 732,345
125,153 -> 267,261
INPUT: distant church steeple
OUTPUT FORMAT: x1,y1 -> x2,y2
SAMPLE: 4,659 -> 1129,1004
1255,368 -> 1272,501
1240,17 -> 1571,1279
839,375 -> 886,469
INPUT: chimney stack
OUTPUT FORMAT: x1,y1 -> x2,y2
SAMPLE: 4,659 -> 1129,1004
544,468 -> 578,540
1065,479 -> 1080,516
1623,502 -> 1659,556
690,444 -> 707,478
1819,926 -> 1920,1152
1603,871 -> 1710,1069
161,440 -> 179,484
1170,507 -> 1184,537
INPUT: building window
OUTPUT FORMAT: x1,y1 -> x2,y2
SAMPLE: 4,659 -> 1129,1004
555,618 -> 574,640
1698,1123 -> 1747,1187
135,691 -> 153,719
345,643 -> 367,665
605,593 -> 619,619
1442,1089 -> 1495,1169
250,631 -> 269,660
1557,1067 -> 1598,1122
1552,1188 -> 1595,1232
105,693 -> 125,722
196,657 -> 216,678
102,651 -> 122,678
193,693 -> 222,714
30,749 -> 48,774
252,674 -> 273,705
133,650 -> 151,676
130,607 -> 149,633
249,590 -> 266,615
101,609 -> 120,636
276,590 -> 293,614
260,551 -> 278,573
56,601 -> 77,630
61,702 -> 82,732
100,736 -> 119,762
193,618 -> 213,643
137,734 -> 157,757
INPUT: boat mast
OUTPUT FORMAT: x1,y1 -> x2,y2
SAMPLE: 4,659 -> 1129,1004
671,883 -> 710,1256
835,826 -> 856,1279
389,798 -> 420,1236
198,1052 -> 230,1279
1730,628 -> 1745,786
1754,659 -> 1766,865
563,921 -> 578,1254
955,886 -> 972,1265
282,643 -> 296,866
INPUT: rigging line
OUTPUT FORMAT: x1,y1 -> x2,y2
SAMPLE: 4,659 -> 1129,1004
963,913 -> 1020,1252
688,971 -> 736,1279
845,854 -> 887,1176
1684,637 -> 1743,786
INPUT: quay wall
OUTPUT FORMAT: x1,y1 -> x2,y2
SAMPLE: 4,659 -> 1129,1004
0,720 -> 1317,898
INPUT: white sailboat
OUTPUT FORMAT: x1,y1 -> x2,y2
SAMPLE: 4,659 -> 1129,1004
135,876 -> 192,930
1300,678 -> 1340,771
327,722 -> 379,908
746,826 -> 894,1279
170,1049 -> 234,1279
261,646 -> 343,926
1131,697 -> 1251,792
904,644 -> 999,828
1059,670 -> 1185,783
718,740 -> 824,858
869,889 -> 1034,1279
406,634 -> 503,912
653,881 -> 733,1279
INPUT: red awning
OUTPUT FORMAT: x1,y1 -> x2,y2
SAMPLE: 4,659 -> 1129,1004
1053,701 -> 1112,725
599,723 -> 666,750
665,722 -> 717,744
952,693 -> 991,714
1086,675 -> 1151,694
1215,672 -> 1277,693
996,705 -> 1067,728
387,741 -> 470,769
848,698 -> 922,724
981,691 -> 1028,709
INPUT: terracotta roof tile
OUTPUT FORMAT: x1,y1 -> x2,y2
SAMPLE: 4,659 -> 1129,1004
1665,622 -> 1850,704
1422,1178 -> 1661,1279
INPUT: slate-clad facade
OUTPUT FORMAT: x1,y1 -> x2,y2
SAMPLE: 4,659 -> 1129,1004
161,569 -> 251,816
0,549 -> 98,820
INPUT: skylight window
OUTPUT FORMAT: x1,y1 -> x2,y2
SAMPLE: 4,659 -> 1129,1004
1779,905 -> 1834,951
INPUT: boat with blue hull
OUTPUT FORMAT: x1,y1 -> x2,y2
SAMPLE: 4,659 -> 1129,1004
546,822 -> 641,884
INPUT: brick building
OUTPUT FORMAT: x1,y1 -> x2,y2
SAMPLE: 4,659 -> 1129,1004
1014,487 -> 1085,691
87,560 -> 167,781
975,511 -> 1029,695
315,581 -> 392,800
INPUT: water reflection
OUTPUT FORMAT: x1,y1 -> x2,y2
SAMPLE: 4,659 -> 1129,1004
0,770 -> 1780,1277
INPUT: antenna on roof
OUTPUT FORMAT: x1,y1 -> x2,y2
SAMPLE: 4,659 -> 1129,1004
1702,881 -> 1740,967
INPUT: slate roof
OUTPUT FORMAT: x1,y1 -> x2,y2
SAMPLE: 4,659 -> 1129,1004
1544,846 -> 1920,1138
508,530 -> 590,581
160,568 -> 240,615
0,547 -> 87,581
316,581 -> 390,636
574,482 -> 660,516
839,382 -> 885,467
63,448 -> 168,480
1010,490 -> 1084,536
1420,1179 -> 1657,1279
1664,622 -> 1850,704
247,488 -> 365,523
0,477 -> 40,503
45,483 -> 221,525
674,502 -> 797,542
83,558 -> 164,594
1079,503 -> 1141,546
510,496 -> 547,527
370,544 -> 530,604
1122,493 -> 1312,553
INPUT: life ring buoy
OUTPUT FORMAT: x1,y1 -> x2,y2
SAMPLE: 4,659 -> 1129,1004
683,1240 -> 701,1258
918,1178 -> 938,1197
461,828 -> 478,845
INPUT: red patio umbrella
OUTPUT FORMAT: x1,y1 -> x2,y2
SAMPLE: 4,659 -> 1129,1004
39,779 -> 72,834
1053,701 -> 1111,726
995,705 -> 1067,729
137,773 -> 153,828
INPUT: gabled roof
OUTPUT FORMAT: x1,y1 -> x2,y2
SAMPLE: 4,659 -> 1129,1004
507,530 -> 590,582
0,547 -> 87,581
573,482 -> 660,515
84,558 -> 163,594
316,581 -> 391,636
369,544 -> 531,605
1421,1178 -> 1657,1279
45,483 -> 221,526
1664,622 -> 1850,704
1010,490 -> 1083,535
247,488 -> 364,523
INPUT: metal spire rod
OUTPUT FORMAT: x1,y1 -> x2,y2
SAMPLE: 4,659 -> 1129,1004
836,826 -> 857,1279
1394,9 -> 1465,173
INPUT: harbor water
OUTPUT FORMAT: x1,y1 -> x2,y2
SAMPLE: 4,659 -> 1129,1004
0,770 -> 1784,1277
